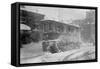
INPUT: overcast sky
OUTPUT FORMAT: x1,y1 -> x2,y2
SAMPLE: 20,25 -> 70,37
21,5 -> 91,24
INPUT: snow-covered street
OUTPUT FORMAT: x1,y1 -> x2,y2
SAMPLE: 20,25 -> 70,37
20,44 -> 95,64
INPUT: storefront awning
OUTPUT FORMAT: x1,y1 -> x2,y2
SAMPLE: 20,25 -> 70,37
20,24 -> 31,30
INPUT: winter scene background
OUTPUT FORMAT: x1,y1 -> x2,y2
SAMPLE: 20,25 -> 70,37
20,5 -> 96,64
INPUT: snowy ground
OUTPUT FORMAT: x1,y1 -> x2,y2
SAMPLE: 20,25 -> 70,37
20,42 -> 95,64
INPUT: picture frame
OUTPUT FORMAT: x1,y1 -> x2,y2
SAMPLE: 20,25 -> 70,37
11,2 -> 98,67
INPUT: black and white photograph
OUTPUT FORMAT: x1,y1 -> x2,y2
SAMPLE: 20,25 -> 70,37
19,4 -> 96,64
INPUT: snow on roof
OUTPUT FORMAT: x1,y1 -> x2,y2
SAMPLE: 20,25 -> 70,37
67,23 -> 80,28
20,24 -> 31,30
41,20 -> 80,28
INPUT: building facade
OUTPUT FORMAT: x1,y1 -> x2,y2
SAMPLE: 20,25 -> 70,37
20,9 -> 80,42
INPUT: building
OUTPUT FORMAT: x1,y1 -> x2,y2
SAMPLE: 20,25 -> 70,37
71,11 -> 95,43
20,10 -> 45,30
39,20 -> 80,33
20,9 -> 80,42
20,9 -> 45,42
38,20 -> 80,41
